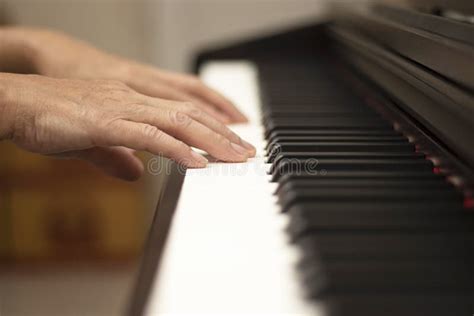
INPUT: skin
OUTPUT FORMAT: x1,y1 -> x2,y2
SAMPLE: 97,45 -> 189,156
0,27 -> 256,180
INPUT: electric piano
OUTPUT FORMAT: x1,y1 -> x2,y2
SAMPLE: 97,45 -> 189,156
130,1 -> 474,315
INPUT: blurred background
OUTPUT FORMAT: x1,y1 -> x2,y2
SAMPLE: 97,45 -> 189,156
0,0 -> 330,315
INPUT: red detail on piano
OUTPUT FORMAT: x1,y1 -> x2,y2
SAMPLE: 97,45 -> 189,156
463,197 -> 474,209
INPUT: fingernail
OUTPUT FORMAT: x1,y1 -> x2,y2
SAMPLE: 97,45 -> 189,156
230,142 -> 248,157
190,151 -> 208,166
239,138 -> 256,156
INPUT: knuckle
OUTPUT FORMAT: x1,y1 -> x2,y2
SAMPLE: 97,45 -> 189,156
91,117 -> 120,144
12,111 -> 49,153
181,102 -> 202,118
181,101 -> 194,108
141,124 -> 164,141
169,110 -> 192,128
213,132 -> 228,146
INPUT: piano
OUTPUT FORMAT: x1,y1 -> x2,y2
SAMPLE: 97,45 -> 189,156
129,1 -> 474,315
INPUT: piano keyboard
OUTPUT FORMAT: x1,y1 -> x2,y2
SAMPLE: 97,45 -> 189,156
258,59 -> 473,315
143,61 -> 473,316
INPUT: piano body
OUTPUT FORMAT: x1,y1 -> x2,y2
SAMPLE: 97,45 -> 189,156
130,1 -> 474,315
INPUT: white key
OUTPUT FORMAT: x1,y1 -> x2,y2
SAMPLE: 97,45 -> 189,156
144,61 -> 322,315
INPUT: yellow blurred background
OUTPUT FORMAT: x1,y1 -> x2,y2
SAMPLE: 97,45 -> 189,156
0,142 -> 149,262
0,141 -> 167,315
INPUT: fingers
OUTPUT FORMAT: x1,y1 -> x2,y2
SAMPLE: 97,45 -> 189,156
161,72 -> 248,123
186,78 -> 248,123
140,97 -> 256,157
124,66 -> 247,123
96,120 -> 209,168
56,147 -> 144,181
124,106 -> 250,162
127,77 -> 232,124
177,103 -> 256,157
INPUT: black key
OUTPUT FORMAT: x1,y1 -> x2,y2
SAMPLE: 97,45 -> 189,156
263,89 -> 357,98
262,108 -> 377,118
276,178 -> 452,195
265,135 -> 408,150
271,159 -> 433,182
269,156 -> 428,175
264,118 -> 392,135
267,142 -> 414,159
258,60 -> 474,314
287,202 -> 471,233
277,187 -> 463,211
269,151 -> 423,164
263,109 -> 374,118
277,171 -> 445,185
324,293 -> 473,316
300,260 -> 472,297
267,129 -> 403,142
295,232 -> 473,260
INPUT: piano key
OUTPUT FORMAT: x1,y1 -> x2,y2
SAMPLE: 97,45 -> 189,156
267,142 -> 414,155
301,260 -> 473,297
262,92 -> 367,100
151,54 -> 474,315
277,177 -> 453,195
262,103 -> 363,112
269,151 -> 424,164
277,171 -> 446,185
267,129 -> 403,142
264,118 -> 393,134
149,61 -> 322,315
277,187 -> 463,211
265,136 -> 410,153
260,50 -> 474,316
266,135 -> 408,147
262,108 -> 378,117
271,159 -> 434,182
257,33 -> 474,316
324,293 -> 473,316
269,156 -> 429,175
287,202 -> 472,232
295,232 -> 474,260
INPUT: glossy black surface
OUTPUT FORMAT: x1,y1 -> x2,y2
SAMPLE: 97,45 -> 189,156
258,59 -> 474,315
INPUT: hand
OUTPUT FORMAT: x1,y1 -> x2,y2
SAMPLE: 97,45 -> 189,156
27,29 -> 247,124
0,73 -> 256,180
